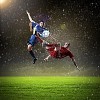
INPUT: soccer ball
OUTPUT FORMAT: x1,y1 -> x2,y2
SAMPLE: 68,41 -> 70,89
41,30 -> 50,38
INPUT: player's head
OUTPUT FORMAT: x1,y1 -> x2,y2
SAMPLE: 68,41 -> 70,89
64,42 -> 70,48
39,20 -> 45,27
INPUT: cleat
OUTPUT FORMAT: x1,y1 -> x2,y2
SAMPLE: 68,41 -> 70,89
76,67 -> 80,71
33,58 -> 37,64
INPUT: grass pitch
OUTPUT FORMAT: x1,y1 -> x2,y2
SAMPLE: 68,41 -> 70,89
0,77 -> 100,100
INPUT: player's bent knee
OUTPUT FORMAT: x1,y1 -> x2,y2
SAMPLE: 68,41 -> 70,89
27,45 -> 32,51
27,47 -> 32,51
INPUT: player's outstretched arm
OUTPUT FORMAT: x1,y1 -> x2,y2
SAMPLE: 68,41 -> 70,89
26,10 -> 35,23
71,57 -> 80,71
29,22 -> 33,32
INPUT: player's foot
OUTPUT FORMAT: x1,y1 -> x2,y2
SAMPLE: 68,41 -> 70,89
33,58 -> 37,64
64,42 -> 70,48
76,67 -> 80,71
68,43 -> 70,47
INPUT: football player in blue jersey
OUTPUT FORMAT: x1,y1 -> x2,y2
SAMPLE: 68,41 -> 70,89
26,10 -> 46,64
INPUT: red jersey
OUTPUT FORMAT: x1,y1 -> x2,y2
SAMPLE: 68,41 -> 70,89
47,46 -> 74,59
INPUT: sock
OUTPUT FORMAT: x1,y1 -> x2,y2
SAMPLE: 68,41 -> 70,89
29,50 -> 36,59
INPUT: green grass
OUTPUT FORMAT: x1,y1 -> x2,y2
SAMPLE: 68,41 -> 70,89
0,77 -> 100,100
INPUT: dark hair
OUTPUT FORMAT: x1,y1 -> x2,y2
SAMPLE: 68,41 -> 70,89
39,20 -> 45,26
40,20 -> 44,23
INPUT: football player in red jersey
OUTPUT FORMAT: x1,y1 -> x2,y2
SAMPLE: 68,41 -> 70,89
36,35 -> 80,70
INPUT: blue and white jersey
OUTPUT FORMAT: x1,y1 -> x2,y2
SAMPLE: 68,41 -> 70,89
35,24 -> 45,34
32,22 -> 45,33
32,22 -> 37,29
32,22 -> 50,38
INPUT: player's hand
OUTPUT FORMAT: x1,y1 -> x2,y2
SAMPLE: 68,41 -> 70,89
44,58 -> 48,61
26,10 -> 29,15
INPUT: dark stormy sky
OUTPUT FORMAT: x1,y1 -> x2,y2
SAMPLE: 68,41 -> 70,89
0,0 -> 100,76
